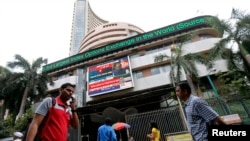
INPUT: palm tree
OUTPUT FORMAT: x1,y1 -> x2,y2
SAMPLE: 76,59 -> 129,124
208,8 -> 250,73
230,9 -> 250,65
0,66 -> 12,119
154,34 -> 210,130
1,66 -> 26,121
154,34 -> 209,94
7,54 -> 53,120
0,66 -> 10,78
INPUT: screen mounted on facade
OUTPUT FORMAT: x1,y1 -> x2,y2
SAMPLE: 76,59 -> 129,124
87,56 -> 134,96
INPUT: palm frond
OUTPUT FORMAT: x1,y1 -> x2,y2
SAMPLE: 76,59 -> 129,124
7,54 -> 30,71
231,8 -> 247,20
154,53 -> 170,62
31,57 -> 48,70
208,38 -> 230,60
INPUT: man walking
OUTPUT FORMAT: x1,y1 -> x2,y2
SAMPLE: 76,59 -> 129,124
26,83 -> 80,141
175,82 -> 226,141
97,117 -> 117,141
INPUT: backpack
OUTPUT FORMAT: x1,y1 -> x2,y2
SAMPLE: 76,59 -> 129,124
22,97 -> 56,141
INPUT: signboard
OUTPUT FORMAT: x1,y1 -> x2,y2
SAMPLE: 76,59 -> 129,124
165,132 -> 193,141
42,15 -> 217,73
220,114 -> 242,125
87,56 -> 134,96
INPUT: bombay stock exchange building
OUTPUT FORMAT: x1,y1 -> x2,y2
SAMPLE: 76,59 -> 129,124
43,2 -> 229,140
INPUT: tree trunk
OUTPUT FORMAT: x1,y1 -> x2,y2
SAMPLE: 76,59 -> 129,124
186,75 -> 197,96
16,86 -> 29,121
1,100 -> 7,119
239,44 -> 250,67
196,86 -> 204,97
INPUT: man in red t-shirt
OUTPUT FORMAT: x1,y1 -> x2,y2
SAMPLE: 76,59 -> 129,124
26,83 -> 80,141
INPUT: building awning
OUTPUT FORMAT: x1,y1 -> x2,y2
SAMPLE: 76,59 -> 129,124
77,86 -> 173,116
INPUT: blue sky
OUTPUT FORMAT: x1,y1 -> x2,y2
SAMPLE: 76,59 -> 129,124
0,0 -> 249,68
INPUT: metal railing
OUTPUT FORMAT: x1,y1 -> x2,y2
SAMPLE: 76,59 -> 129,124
207,97 -> 250,124
126,106 -> 187,141
125,97 -> 250,141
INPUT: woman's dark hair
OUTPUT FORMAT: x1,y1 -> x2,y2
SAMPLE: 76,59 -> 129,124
150,120 -> 159,129
177,82 -> 191,94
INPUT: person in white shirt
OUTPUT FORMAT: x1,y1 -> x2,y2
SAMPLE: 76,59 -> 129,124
13,131 -> 23,141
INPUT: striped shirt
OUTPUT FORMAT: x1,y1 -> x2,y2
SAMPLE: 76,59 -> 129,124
184,95 -> 219,141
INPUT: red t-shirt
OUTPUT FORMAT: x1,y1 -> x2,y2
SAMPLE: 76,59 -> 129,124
38,97 -> 71,141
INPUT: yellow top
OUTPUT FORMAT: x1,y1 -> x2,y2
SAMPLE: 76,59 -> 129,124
152,127 -> 160,141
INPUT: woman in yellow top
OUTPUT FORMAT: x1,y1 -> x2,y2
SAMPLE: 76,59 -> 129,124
147,121 -> 161,141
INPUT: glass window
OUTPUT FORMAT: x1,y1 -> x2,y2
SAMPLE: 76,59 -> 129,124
130,53 -> 139,59
161,65 -> 171,73
151,67 -> 160,75
129,31 -> 138,36
199,34 -> 213,40
133,71 -> 143,79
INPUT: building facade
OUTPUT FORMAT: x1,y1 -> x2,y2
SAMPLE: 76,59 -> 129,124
67,1 -> 108,140
69,0 -> 108,56
43,15 -> 228,140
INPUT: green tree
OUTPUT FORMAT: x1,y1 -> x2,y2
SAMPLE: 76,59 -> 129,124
202,8 -> 250,100
154,34 -> 209,93
0,66 -> 10,119
208,8 -> 250,74
230,9 -> 250,66
7,54 -> 53,121
154,34 -> 210,129
1,74 -> 27,118
0,114 -> 15,138
0,66 -> 19,119
216,69 -> 250,98
0,106 -> 34,138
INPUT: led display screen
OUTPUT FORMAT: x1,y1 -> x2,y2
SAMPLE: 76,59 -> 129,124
87,56 -> 134,96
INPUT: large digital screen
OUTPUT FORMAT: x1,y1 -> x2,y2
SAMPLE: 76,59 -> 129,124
87,56 -> 134,96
